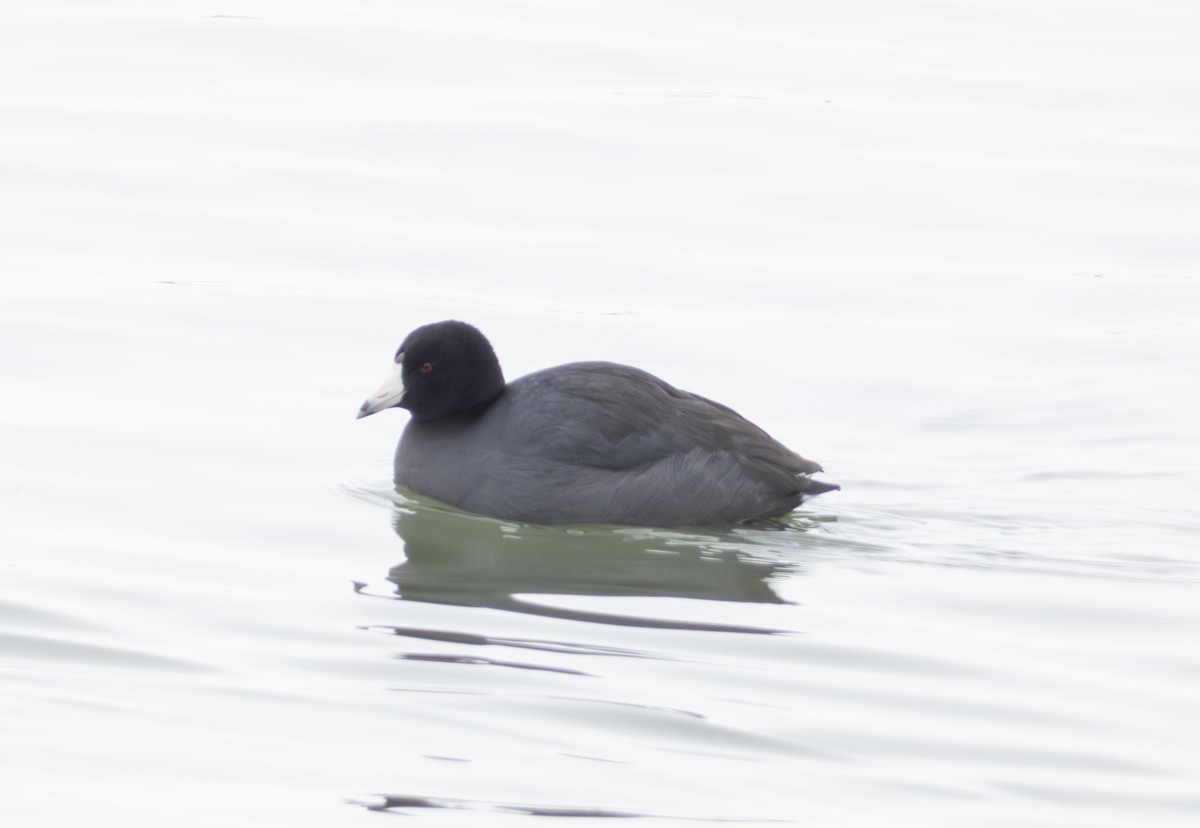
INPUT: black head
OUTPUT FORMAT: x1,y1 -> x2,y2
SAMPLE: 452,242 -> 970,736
357,320 -> 505,422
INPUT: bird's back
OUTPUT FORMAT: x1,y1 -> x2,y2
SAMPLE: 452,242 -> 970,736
397,361 -> 832,526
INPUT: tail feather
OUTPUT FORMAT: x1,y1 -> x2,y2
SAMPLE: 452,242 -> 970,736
802,477 -> 840,496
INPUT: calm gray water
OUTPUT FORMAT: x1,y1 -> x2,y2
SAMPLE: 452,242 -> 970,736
3,2 -> 1199,826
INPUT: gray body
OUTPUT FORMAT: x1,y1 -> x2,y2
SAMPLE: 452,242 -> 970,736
395,361 -> 832,526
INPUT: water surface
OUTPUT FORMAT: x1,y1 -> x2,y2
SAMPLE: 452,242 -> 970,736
2,2 -> 1199,826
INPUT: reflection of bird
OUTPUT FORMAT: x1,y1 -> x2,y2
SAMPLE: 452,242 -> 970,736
385,501 -> 792,633
358,320 -> 838,526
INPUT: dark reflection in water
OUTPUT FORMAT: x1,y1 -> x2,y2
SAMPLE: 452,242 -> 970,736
352,792 -> 775,821
380,491 -> 814,633
355,793 -> 647,816
362,624 -> 657,659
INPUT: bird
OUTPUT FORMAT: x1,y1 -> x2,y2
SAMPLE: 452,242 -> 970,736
357,320 -> 838,526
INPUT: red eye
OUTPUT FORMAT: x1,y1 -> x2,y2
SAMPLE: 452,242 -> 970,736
419,363 -> 433,373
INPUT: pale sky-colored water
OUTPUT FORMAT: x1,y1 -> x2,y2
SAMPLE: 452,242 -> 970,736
2,2 -> 1199,826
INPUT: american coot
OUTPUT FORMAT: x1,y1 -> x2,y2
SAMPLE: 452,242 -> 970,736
357,320 -> 838,526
